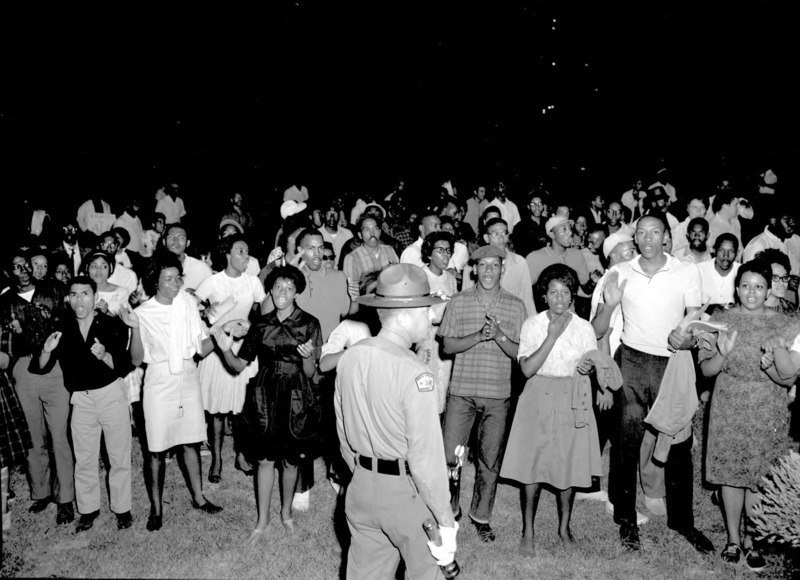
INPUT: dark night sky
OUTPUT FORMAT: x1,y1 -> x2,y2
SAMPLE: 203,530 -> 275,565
3,1 -> 799,216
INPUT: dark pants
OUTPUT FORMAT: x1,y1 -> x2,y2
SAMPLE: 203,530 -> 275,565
442,394 -> 509,523
609,344 -> 694,530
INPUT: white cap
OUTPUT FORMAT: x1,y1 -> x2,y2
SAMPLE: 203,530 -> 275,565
603,231 -> 634,259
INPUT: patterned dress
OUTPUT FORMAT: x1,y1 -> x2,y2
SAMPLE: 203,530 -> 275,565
700,308 -> 798,490
0,368 -> 32,468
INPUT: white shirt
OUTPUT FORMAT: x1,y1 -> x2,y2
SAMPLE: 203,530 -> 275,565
323,320 -> 371,358
76,199 -> 116,235
113,212 -> 144,253
155,196 -> 187,224
518,312 -> 597,377
108,264 -> 138,295
743,227 -> 800,275
319,226 -> 354,265
697,260 -> 740,306
181,255 -> 213,292
602,254 -> 701,357
62,241 -> 82,276
591,272 -> 623,356
400,237 -> 469,272
487,198 -> 522,233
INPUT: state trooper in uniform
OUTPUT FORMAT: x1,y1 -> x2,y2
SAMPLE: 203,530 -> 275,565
335,263 -> 458,579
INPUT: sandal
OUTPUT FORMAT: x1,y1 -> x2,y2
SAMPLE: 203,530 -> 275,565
720,542 -> 742,564
744,549 -> 766,573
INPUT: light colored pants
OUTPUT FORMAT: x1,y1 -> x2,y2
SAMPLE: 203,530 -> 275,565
71,379 -> 132,514
13,357 -> 74,503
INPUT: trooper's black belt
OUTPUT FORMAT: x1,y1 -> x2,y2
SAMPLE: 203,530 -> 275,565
358,455 -> 411,476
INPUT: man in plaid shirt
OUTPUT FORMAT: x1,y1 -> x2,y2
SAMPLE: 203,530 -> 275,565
438,245 -> 527,542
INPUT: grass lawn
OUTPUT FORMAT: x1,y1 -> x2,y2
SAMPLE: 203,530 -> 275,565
1,425 -> 797,579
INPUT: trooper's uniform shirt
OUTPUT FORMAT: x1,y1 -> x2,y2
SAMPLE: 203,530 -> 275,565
335,336 -> 452,579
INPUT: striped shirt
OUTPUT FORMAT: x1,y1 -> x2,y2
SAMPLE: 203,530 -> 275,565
438,287 -> 526,398
343,244 -> 399,292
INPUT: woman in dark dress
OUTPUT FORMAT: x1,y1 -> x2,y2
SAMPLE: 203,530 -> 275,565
699,259 -> 798,571
215,265 -> 322,545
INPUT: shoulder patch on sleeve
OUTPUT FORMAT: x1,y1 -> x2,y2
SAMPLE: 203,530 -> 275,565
415,372 -> 435,392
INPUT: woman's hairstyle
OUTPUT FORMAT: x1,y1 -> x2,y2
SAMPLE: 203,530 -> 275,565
81,251 -> 115,276
143,250 -> 184,296
265,265 -> 306,295
735,259 -> 773,290
754,248 -> 790,274
421,231 -> 455,265
536,263 -> 579,297
213,233 -> 247,271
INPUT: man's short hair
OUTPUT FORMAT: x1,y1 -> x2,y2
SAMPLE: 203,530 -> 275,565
296,227 -> 324,248
712,192 -> 738,214
713,232 -> 739,253
357,214 -> 382,231
687,217 -> 709,234
69,275 -> 97,294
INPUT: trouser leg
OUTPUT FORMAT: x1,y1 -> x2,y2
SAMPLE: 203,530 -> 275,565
469,396 -> 509,523
98,381 -> 132,514
442,395 -> 476,515
39,363 -> 74,504
71,391 -> 102,514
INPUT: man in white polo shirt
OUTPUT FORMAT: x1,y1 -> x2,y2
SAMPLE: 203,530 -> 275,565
592,215 -> 713,554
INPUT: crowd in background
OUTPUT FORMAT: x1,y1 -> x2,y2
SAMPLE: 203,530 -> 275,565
1,165 -> 798,573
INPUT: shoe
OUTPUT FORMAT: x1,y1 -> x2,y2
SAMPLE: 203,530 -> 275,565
292,490 -> 310,512
744,549 -> 766,572
644,496 -> 667,516
472,520 -> 496,542
76,510 -> 100,533
328,478 -> 341,495
146,512 -> 162,532
208,474 -> 221,484
671,526 -> 714,555
29,497 -> 54,513
454,507 -> 462,522
575,489 -> 609,502
620,523 -> 641,551
720,542 -> 743,564
7,488 -> 15,502
56,502 -> 75,525
192,499 -> 223,514
199,442 -> 212,457
235,453 -> 254,476
115,511 -> 133,530
605,501 -> 649,526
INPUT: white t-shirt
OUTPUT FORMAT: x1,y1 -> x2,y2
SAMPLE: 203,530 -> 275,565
697,260 -> 740,306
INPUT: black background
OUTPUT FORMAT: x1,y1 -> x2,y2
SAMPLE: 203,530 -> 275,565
3,1 -> 798,230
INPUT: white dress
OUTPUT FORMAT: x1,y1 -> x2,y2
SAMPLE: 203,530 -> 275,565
419,267 -> 457,413
137,292 -> 207,452
97,285 -> 130,316
195,272 -> 266,414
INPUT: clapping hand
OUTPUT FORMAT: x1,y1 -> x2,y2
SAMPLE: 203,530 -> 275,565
761,334 -> 788,354
760,349 -> 775,370
43,331 -> 62,353
90,337 -> 106,360
9,312 -> 22,334
297,339 -> 315,359
212,326 -> 234,352
602,271 -> 627,307
222,319 -> 250,338
716,330 -> 738,357
119,305 -> 140,328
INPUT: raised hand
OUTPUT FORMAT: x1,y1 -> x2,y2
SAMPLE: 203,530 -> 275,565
95,299 -> 109,314
717,330 -> 738,357
297,339 -> 315,359
90,337 -> 106,360
43,331 -> 62,353
9,312 -> 22,334
547,311 -> 572,339
212,326 -> 234,352
222,319 -> 250,338
602,271 -> 627,307
119,305 -> 140,328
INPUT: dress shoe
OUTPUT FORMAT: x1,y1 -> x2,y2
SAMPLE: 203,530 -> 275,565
76,510 -> 100,533
620,523 -> 641,551
29,497 -> 54,513
671,526 -> 714,554
56,502 -> 75,525
208,474 -> 221,484
115,511 -> 133,530
191,499 -> 223,514
605,501 -> 649,526
472,520 -> 496,542
146,512 -> 162,532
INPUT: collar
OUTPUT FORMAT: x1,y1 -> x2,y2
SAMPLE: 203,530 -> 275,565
631,253 -> 673,276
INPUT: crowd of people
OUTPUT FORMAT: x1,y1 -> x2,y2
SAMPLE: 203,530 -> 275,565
1,169 -> 798,577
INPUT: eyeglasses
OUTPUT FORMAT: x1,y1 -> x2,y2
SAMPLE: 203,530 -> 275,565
321,255 -> 335,261
772,275 -> 791,283
433,247 -> 453,255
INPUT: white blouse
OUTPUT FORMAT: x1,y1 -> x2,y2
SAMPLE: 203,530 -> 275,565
518,311 -> 597,377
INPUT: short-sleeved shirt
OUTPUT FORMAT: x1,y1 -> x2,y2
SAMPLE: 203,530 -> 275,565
343,244 -> 399,291
181,255 -> 213,293
321,319 -> 371,358
438,287 -> 526,398
155,195 -> 187,225
295,266 -> 351,342
601,254 -> 701,357
526,246 -> 591,288
195,271 -> 266,325
697,260 -> 740,306
518,312 -> 597,378
335,336 -> 451,523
